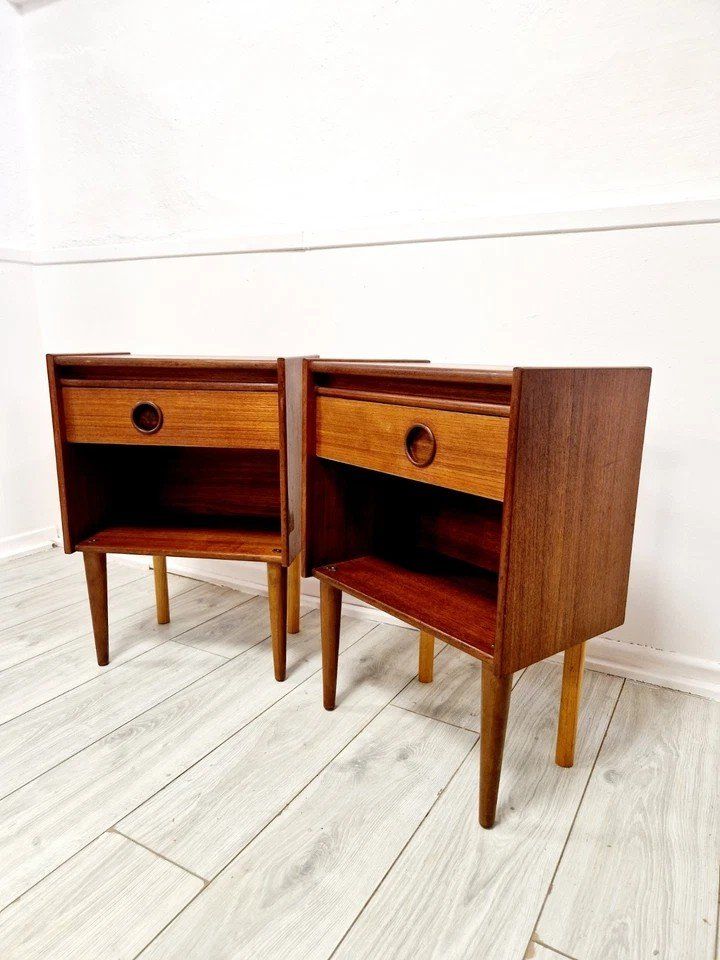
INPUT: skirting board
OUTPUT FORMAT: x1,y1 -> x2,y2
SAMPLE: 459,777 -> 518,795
0,526 -> 60,562
112,553 -> 720,702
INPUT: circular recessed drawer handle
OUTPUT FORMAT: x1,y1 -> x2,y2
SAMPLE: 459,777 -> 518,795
131,401 -> 163,435
404,423 -> 436,467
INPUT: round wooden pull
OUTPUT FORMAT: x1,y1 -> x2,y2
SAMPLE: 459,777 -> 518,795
131,401 -> 163,434
404,424 -> 436,467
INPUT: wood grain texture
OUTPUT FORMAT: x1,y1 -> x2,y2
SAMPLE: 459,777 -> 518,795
152,556 -> 170,624
267,563 -> 287,681
172,593 -> 270,659
0,831 -> 202,960
555,640 -> 586,767
523,944 -> 570,960
418,630 -> 435,683
320,581 -> 342,709
118,623 -> 421,879
496,367 -> 651,674
0,581 -> 244,724
139,707 -> 475,960
83,552 -> 109,665
287,555 -> 301,634
537,682 -> 720,960
315,554 -> 497,658
316,396 -> 509,499
394,643 -> 524,733
479,664 -> 512,827
0,570 -> 194,681
61,386 -> 279,449
333,664 -> 622,960
77,523 -> 282,562
0,642 -> 222,798
0,560 -> 142,633
0,608 -> 372,910
0,549 -> 83,600
278,357 -> 305,562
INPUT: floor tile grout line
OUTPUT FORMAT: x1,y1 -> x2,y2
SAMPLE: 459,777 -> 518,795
714,863 -> 720,960
112,616 -> 384,849
126,622 -> 400,959
0,590 -> 254,728
0,575 -> 200,677
530,935 -> 582,960
392,702 -> 481,735
525,677 -> 626,955
0,648 -> 232,804
0,611 -> 361,919
109,828 -> 210,886
0,567 -> 92,602
328,729 -> 480,960
0,569 -> 149,633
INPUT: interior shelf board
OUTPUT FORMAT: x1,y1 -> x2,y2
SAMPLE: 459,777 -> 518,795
76,522 -> 283,562
314,553 -> 497,660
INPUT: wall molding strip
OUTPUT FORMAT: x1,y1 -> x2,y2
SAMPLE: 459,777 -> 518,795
2,198 -> 719,267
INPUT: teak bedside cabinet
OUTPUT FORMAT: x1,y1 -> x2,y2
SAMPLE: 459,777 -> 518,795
302,361 -> 651,827
47,353 -> 304,681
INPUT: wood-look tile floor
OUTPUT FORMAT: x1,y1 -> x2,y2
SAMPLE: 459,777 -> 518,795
0,548 -> 717,960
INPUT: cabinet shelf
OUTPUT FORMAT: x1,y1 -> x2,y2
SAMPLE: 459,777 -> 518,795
314,551 -> 497,659
77,519 -> 283,562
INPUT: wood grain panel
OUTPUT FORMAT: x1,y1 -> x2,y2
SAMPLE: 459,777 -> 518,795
333,664 -> 622,960
61,386 -> 279,449
118,623 -> 422,879
496,367 -> 651,674
0,832 -> 202,960
316,396 -> 509,499
139,707 -> 475,960
537,681 -> 720,960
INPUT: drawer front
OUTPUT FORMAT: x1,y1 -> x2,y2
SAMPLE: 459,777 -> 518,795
315,396 -> 508,499
62,387 -> 279,449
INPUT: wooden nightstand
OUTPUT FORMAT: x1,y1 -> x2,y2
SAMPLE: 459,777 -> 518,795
302,361 -> 651,827
47,353 -> 304,682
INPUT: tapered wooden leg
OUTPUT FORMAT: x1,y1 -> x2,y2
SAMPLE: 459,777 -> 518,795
320,582 -> 342,710
83,552 -> 109,667
479,664 -> 512,828
287,555 -> 301,635
267,563 -> 287,682
153,555 -> 170,625
556,640 -> 587,768
418,630 -> 435,683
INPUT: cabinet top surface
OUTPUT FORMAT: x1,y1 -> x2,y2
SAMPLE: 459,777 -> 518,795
49,354 -> 282,370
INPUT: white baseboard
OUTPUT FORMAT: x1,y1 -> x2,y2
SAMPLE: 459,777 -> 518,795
0,526 -> 61,561
104,554 -> 720,702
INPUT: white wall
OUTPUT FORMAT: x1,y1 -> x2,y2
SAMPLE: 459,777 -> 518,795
0,1 -> 57,554
3,0 -> 719,671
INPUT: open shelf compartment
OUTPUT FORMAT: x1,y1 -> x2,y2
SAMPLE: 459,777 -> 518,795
314,550 -> 498,659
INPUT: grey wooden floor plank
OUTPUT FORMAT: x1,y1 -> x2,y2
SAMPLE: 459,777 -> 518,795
394,642 -> 525,731
119,623 -> 421,879
0,609 -> 374,911
175,593 -> 274,658
0,641 -> 224,798
0,581 -> 245,724
332,663 -> 622,960
0,549 -> 83,599
525,943 -> 575,960
0,831 -> 203,960
139,705 -> 475,960
537,682 -> 720,960
0,571 -> 196,673
0,561 -> 145,631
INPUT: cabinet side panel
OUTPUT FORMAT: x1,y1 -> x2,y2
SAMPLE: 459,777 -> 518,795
278,357 -> 304,563
496,367 -> 651,675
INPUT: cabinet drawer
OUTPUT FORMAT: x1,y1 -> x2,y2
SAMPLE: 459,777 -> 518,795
62,387 -> 279,449
315,396 -> 508,499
